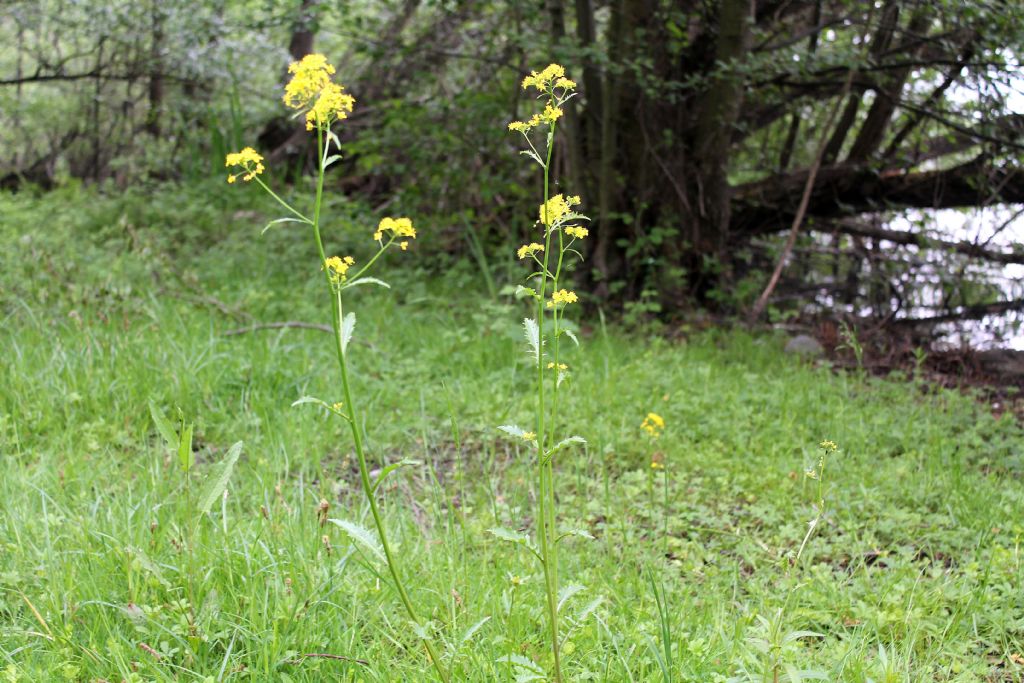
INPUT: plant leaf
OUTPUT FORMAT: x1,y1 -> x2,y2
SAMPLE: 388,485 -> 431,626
371,459 -> 421,494
323,154 -> 343,169
514,285 -> 537,300
498,424 -> 529,439
177,422 -> 194,473
459,616 -> 491,646
125,546 -> 170,588
341,312 -> 356,353
557,528 -> 595,544
329,519 -> 385,564
562,329 -> 580,346
523,318 -> 540,361
543,436 -> 586,464
261,217 -> 308,235
196,441 -> 243,516
148,402 -> 178,451
291,396 -> 329,409
557,583 -> 586,613
343,277 -> 391,290
488,526 -> 530,544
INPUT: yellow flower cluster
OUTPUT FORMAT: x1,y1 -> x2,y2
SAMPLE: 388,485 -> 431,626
539,194 -> 581,226
819,440 -> 838,452
547,289 -> 578,308
521,431 -> 537,441
508,104 -> 565,133
324,255 -> 355,283
282,53 -> 356,131
517,242 -> 545,259
305,82 -> 355,131
374,217 -> 417,250
641,412 -> 665,438
565,226 -> 589,239
225,147 -> 265,183
546,362 -> 568,371
521,63 -> 575,92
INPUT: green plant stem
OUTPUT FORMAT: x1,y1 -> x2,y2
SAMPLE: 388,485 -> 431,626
305,127 -> 450,683
535,115 -> 563,683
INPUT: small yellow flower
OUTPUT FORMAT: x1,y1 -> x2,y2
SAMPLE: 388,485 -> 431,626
517,242 -> 545,259
508,120 -> 531,133
304,81 -> 356,131
400,241 -> 409,251
541,104 -> 563,123
323,255 -> 355,283
521,63 -> 567,92
819,440 -> 838,453
521,432 -> 536,441
331,402 -> 344,412
650,460 -> 665,470
565,226 -> 589,239
376,216 -> 417,242
547,362 -> 568,371
546,289 -> 578,308
641,412 -> 665,438
539,194 -> 581,226
225,147 -> 265,182
554,77 -> 576,90
283,54 -> 336,110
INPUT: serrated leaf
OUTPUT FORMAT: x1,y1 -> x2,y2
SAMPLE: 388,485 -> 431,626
496,653 -> 545,674
523,318 -> 540,361
341,312 -> 356,352
557,528 -> 595,544
343,277 -> 391,290
458,616 -> 491,646
261,217 -> 308,235
576,596 -> 603,622
488,527 -> 530,544
149,402 -> 178,451
498,424 -> 528,439
543,436 -> 586,463
370,459 -> 421,494
196,441 -> 242,516
330,519 -> 385,564
514,285 -> 537,299
557,583 -> 586,612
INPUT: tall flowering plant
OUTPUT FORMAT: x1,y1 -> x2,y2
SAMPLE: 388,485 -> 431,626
225,54 -> 448,682
496,63 -> 589,683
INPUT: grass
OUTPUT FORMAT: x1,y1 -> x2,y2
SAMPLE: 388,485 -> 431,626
1,183 -> 1023,682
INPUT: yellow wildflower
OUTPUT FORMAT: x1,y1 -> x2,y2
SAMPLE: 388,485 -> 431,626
546,289 -> 578,308
554,77 -> 576,90
819,440 -> 838,452
374,217 -> 417,244
400,241 -> 409,251
323,255 -> 355,283
541,104 -> 563,123
508,120 -> 531,133
283,54 -> 336,110
517,242 -> 545,259
547,362 -> 568,371
650,460 -> 665,470
538,194 -> 581,226
641,412 -> 665,438
305,82 -> 356,131
521,63 -> 566,91
521,431 -> 536,441
565,226 -> 589,239
225,147 -> 265,182
331,402 -> 344,412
